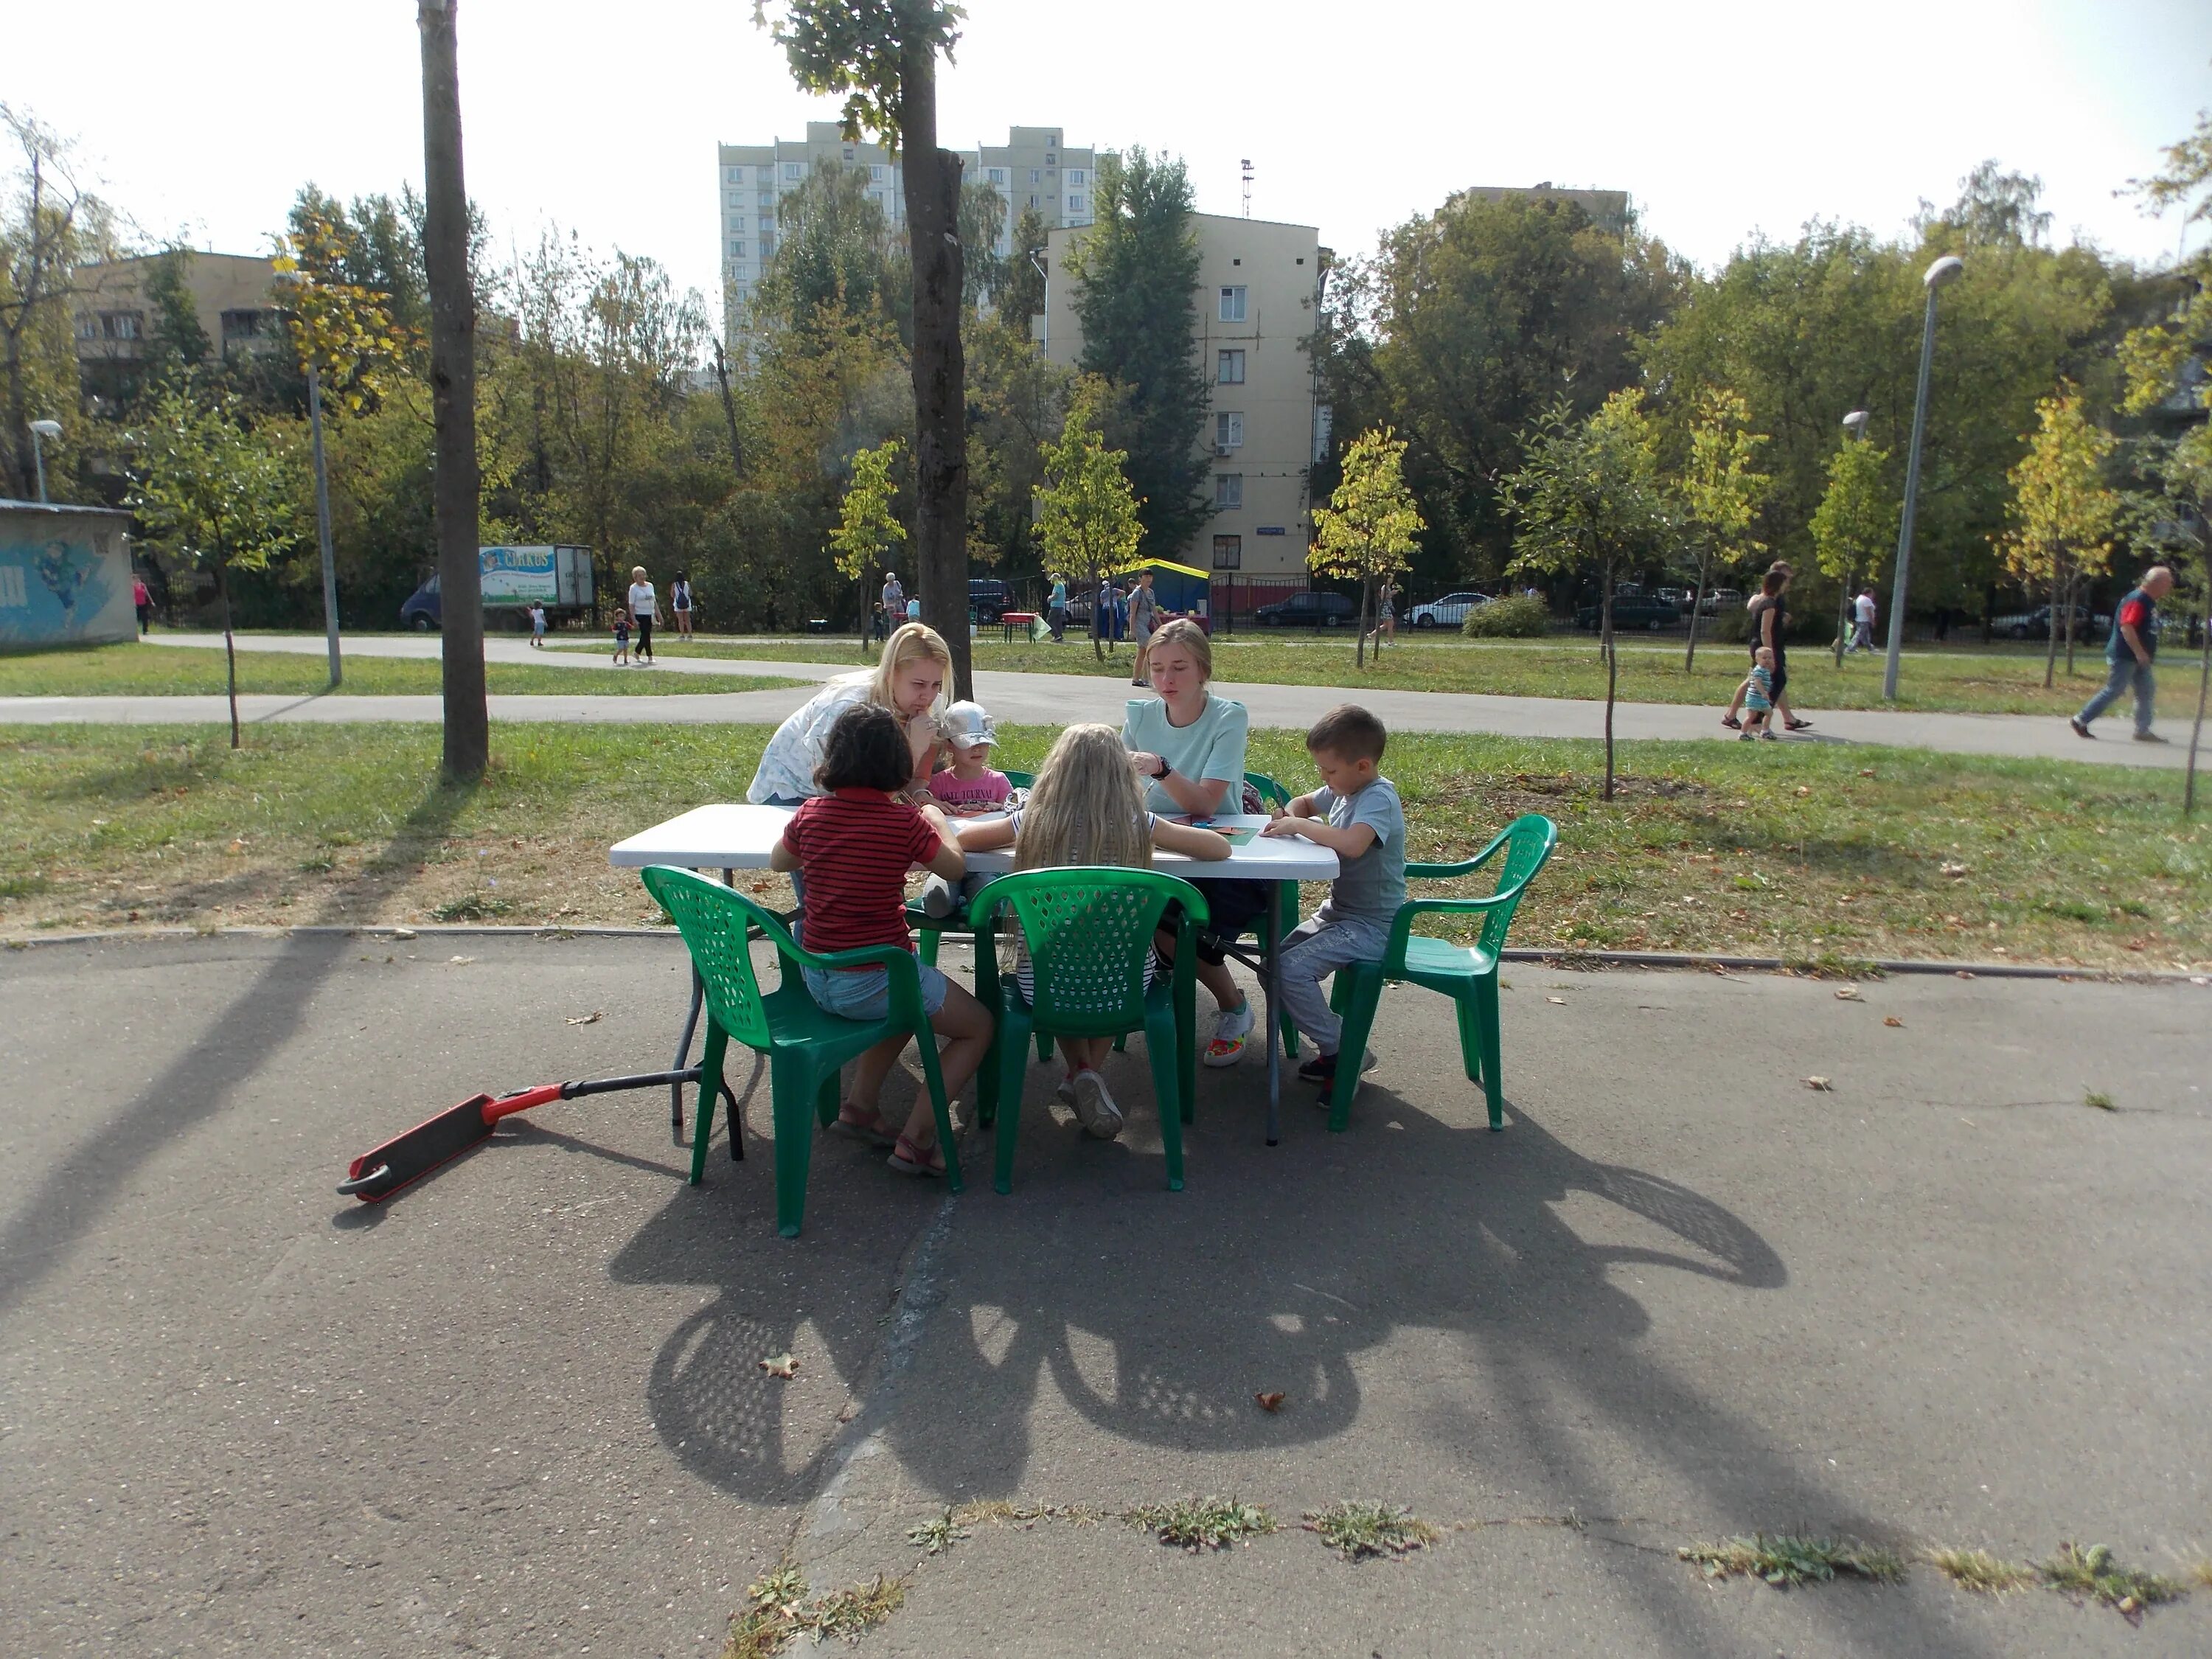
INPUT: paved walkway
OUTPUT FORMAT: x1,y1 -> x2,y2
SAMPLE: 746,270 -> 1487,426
0,631 -> 2189,769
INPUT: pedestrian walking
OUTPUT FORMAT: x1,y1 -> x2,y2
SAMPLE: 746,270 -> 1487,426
529,600 -> 547,647
1047,571 -> 1068,643
626,566 -> 658,664
132,573 -> 152,636
2070,565 -> 2174,743
669,570 -> 694,640
1723,563 -> 1811,731
881,570 -> 905,623
1367,579 -> 1397,649
1847,586 -> 1877,653
1128,569 -> 1160,686
611,608 -> 631,665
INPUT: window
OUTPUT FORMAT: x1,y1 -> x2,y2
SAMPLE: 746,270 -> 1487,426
220,309 -> 265,340
871,164 -> 887,182
760,235 -> 775,257
727,192 -> 741,209
1214,473 -> 1243,510
100,310 -> 144,341
988,167 -> 1006,185
1211,535 -> 1242,570
1217,348 -> 1245,385
1046,153 -> 1057,166
726,165 -> 744,184
1029,194 -> 1040,210
1029,167 -> 1041,184
784,163 -> 802,180
730,240 -> 747,258
1218,285 -> 1247,322
758,190 -> 772,206
74,315 -> 99,341
1215,411 -> 1244,450
1067,169 -> 1085,186
758,216 -> 773,233
1068,193 -> 1087,215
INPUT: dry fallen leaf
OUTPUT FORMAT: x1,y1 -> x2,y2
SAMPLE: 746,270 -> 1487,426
1546,996 -> 1566,1005
1255,1391 -> 1286,1413
448,954 -> 475,966
749,880 -> 772,894
1834,986 -> 1862,1001
759,1353 -> 799,1380
391,926 -> 417,941
1858,768 -> 1876,778
1795,785 -> 1811,798
1941,860 -> 1970,878
1883,1015 -> 1903,1028
1954,970 -> 1976,980
1804,1076 -> 1834,1091
566,1010 -> 603,1026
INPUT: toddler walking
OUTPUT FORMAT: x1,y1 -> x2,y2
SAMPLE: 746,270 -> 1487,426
1260,704 -> 1407,1095
1740,647 -> 1778,740
611,608 -> 631,665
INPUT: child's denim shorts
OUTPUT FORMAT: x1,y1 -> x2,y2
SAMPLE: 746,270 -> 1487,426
803,959 -> 949,1022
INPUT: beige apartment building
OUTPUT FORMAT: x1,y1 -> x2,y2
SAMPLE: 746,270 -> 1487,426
1044,212 -> 1324,579
72,252 -> 282,399
717,123 -> 1095,338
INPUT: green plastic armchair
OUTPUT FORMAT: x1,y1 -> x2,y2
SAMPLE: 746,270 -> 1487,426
910,769 -> 1034,968
969,868 -> 1207,1195
641,865 -> 960,1237
1319,814 -> 1557,1133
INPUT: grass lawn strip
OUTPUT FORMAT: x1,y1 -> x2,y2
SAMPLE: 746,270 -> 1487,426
1,723 -> 2203,970
608,633 -> 2208,719
0,642 -> 801,699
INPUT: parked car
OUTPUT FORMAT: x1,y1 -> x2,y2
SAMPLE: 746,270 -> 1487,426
1991,603 -> 2102,641
1407,591 -> 1491,629
1655,586 -> 1691,611
1575,597 -> 1683,632
1700,586 -> 1745,615
968,577 -> 1011,625
1253,591 -> 1359,628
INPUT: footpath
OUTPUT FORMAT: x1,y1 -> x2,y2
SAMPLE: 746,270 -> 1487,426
0,630 -> 2187,769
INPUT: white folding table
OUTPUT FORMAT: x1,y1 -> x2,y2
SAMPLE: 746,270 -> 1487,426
610,804 -> 1338,1144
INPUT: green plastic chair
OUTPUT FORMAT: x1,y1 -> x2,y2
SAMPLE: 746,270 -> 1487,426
1318,814 -> 1557,1134
910,769 -> 1034,969
969,868 -> 1207,1194
640,865 -> 960,1237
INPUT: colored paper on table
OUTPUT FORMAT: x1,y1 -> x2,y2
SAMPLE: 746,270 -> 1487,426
1174,816 -> 1257,846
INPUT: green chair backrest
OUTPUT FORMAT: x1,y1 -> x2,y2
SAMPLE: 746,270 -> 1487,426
1004,769 -> 1034,790
1473,815 -> 1557,958
640,865 -> 790,1049
974,867 -> 1208,1035
1244,771 -> 1291,810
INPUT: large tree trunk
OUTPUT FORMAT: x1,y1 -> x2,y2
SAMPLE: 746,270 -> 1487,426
215,556 -> 240,750
711,336 -> 744,480
420,0 -> 487,781
1600,579 -> 1616,802
1687,552 -> 1710,671
899,41 -> 970,702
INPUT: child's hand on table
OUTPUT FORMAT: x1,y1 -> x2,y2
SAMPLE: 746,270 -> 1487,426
1260,815 -> 1305,839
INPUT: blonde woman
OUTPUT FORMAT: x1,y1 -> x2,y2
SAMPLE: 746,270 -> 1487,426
748,622 -> 954,807
626,566 -> 658,663
958,723 -> 1228,1139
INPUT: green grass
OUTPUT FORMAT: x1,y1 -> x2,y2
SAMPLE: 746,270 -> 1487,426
1124,1496 -> 1279,1552
593,631 -> 2212,718
1302,1501 -> 1442,1561
0,723 -> 2204,968
0,641 -> 803,698
2038,1542 -> 2187,1619
1678,1533 -> 1907,1587
1927,1547 -> 2037,1593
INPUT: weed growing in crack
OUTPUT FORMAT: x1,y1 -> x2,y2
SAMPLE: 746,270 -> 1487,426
2083,1088 -> 2117,1111
1305,1501 -> 1442,1562
906,1507 -> 970,1556
1678,1533 -> 1905,1587
1124,1496 -> 1278,1552
724,1564 -> 908,1658
1928,1547 -> 2036,1593
2038,1543 -> 2184,1622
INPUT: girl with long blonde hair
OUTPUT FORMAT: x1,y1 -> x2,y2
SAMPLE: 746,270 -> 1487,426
748,622 -> 954,805
957,723 -> 1228,1141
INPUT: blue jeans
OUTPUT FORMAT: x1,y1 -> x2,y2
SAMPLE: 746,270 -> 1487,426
803,959 -> 950,1022
2077,657 -> 2155,734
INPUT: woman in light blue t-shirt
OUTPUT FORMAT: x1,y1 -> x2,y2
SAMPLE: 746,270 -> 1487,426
1120,617 -> 1265,1067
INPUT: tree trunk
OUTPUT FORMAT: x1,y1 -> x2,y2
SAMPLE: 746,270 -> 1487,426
1090,565 -> 1105,662
1832,562 -> 1851,670
2042,563 -> 2062,690
1600,577 -> 1616,802
2187,584 -> 2211,819
711,336 -> 744,480
1355,577 -> 1371,669
1686,552 -> 1710,672
420,0 -> 486,782
306,365 -> 341,688
215,556 -> 240,750
2063,568 -> 2079,678
899,41 -> 970,702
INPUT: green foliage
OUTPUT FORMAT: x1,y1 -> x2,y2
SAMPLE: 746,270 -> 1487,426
830,437 -> 905,634
1505,389 -> 1672,601
1062,147 -> 1211,557
1302,1501 -> 1441,1561
965,313 -> 1070,573
959,177 -> 1007,310
1996,386 -> 2119,602
1810,437 -> 1896,586
1001,204 -> 1049,326
757,1 -> 964,153
274,207 -> 416,411
1036,379 -> 1142,585
754,164 -> 906,338
1124,1496 -> 1277,1551
1462,593 -> 1550,636
1678,1534 -> 1907,1587
140,248 -> 212,380
1678,386 -> 1770,577
1312,425 -> 1424,661
726,1562 -> 908,1658
126,387 -> 301,578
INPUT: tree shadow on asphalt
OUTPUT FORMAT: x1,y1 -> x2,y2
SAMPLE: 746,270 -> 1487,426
0,775 -> 479,1321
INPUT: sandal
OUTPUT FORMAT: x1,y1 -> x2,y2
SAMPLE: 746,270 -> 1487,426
888,1133 -> 946,1178
1784,717 -> 1813,731
1720,714 -> 1742,730
830,1104 -> 898,1147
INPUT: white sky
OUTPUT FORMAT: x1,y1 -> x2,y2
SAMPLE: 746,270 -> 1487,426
10,1 -> 2209,319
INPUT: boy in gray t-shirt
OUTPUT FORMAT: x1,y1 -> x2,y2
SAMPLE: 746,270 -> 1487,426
1260,703 -> 1407,1091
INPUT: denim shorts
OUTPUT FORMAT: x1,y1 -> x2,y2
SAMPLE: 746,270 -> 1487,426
803,959 -> 949,1022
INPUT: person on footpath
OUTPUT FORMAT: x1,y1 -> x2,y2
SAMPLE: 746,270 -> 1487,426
1128,568 -> 1160,686
669,570 -> 694,641
626,566 -> 658,664
1723,564 -> 1810,732
529,600 -> 547,647
881,569 -> 905,625
132,572 -> 153,635
2071,565 -> 2174,742
1048,571 -> 1068,642
1847,586 -> 1877,654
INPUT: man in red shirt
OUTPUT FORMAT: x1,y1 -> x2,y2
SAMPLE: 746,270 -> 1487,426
2071,566 -> 2174,743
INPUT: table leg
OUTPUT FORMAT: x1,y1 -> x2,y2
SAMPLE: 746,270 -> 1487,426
1262,878 -> 1281,1147
669,866 -> 737,1140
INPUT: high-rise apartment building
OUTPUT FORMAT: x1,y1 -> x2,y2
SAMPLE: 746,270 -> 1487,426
1043,212 -> 1326,579
716,122 -> 1095,337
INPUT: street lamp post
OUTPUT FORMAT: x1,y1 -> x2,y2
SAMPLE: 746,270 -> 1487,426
1883,254 -> 1964,700
29,419 -> 61,504
1834,410 -> 1870,666
1028,248 -> 1049,358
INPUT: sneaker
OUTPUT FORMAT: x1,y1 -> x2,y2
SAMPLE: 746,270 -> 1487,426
1737,731 -> 1754,742
2070,716 -> 2094,740
1203,999 -> 1254,1068
919,874 -> 959,919
2132,731 -> 2168,744
1070,1067 -> 1124,1140
1296,1048 -> 1377,1086
1055,1064 -> 1077,1106
1758,730 -> 1778,742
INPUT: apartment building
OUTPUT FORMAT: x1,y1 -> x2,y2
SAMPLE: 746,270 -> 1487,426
1462,182 -> 1630,235
715,123 -> 1095,336
1043,212 -> 1324,579
72,252 -> 282,400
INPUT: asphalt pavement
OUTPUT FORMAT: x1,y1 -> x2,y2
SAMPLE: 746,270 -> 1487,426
7,933 -> 2208,1656
0,631 -> 2191,768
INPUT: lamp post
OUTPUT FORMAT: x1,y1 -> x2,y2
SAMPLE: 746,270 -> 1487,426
1833,410 -> 1870,666
1028,248 -> 1049,358
1883,254 -> 1964,700
29,419 -> 60,504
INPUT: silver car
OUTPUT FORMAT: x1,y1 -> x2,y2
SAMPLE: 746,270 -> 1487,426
1407,590 -> 1491,629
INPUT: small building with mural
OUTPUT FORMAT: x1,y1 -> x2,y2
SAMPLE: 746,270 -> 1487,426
0,500 -> 138,652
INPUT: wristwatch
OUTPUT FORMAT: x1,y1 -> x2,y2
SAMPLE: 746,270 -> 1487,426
1152,757 -> 1172,780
